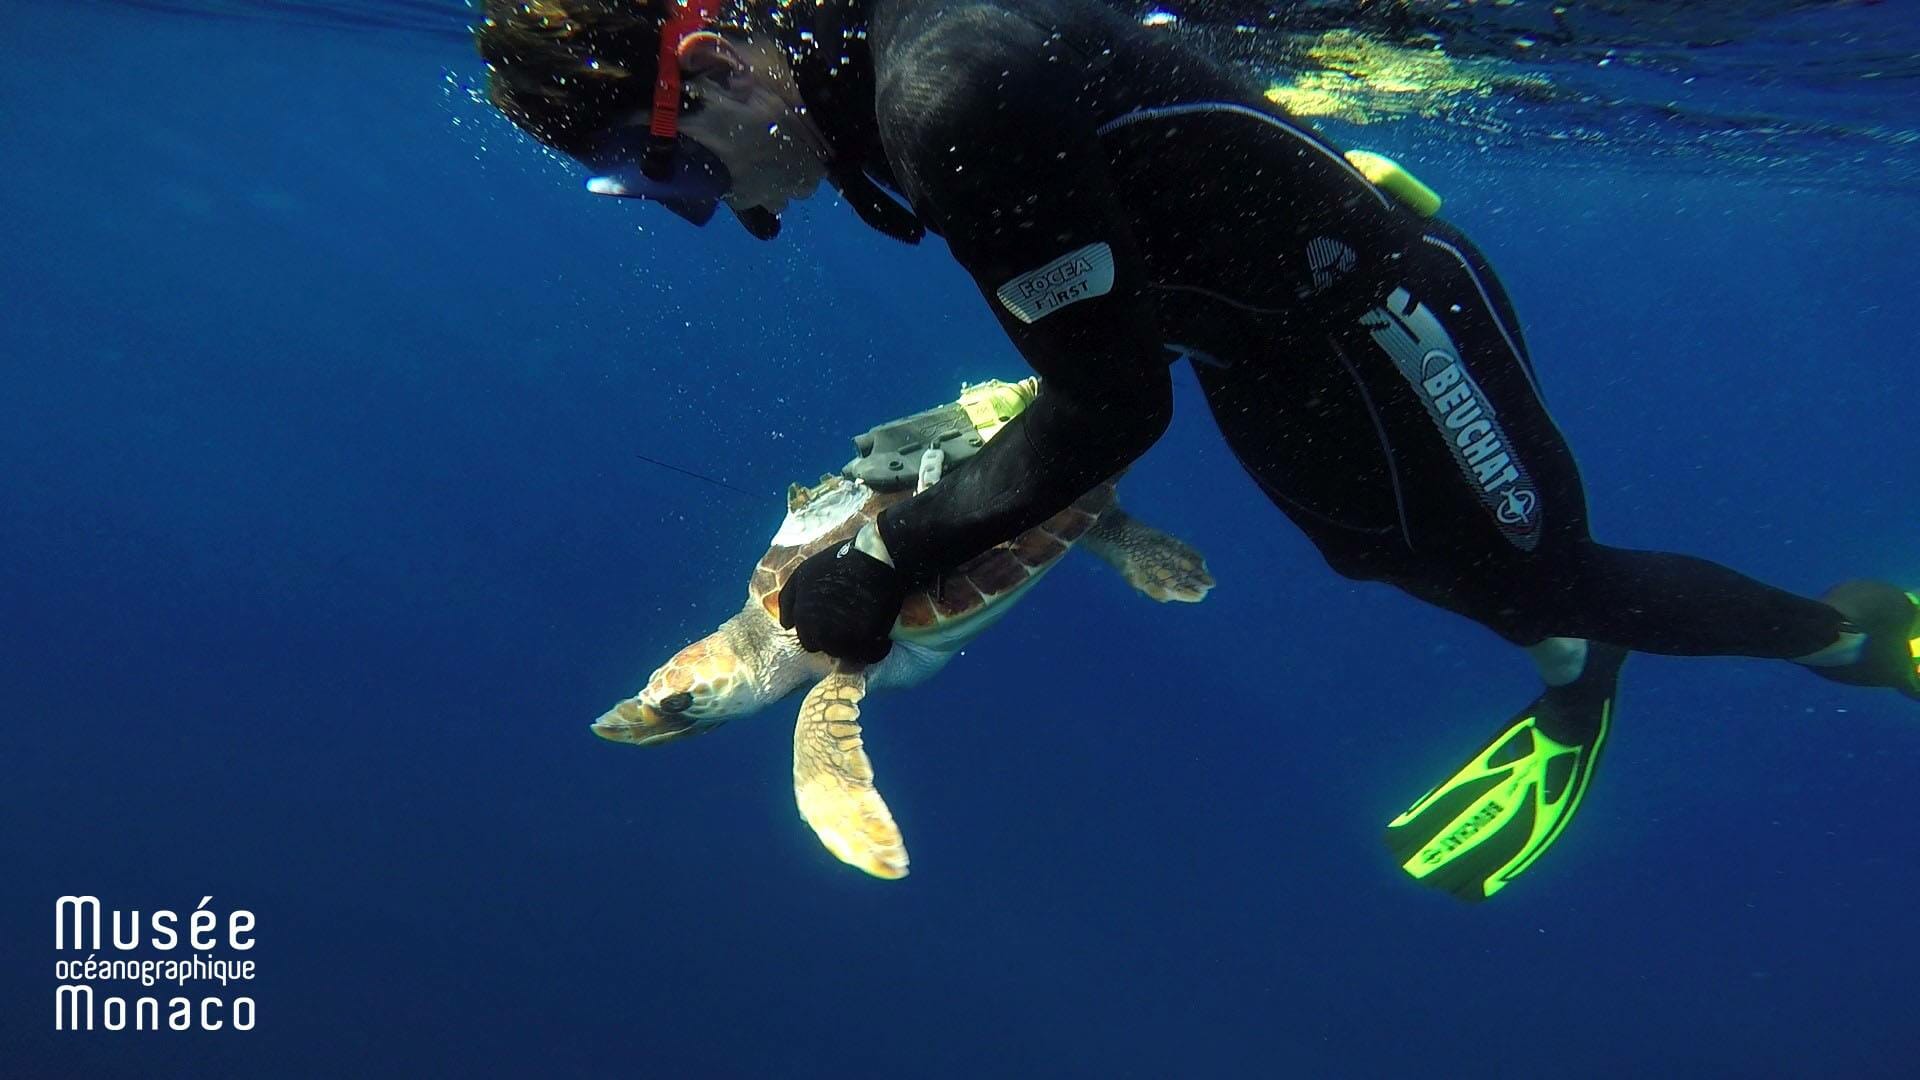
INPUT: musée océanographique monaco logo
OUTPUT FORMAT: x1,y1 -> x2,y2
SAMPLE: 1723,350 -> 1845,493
52,895 -> 258,1033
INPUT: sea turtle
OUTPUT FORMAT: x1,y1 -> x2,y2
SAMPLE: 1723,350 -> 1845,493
591,381 -> 1214,879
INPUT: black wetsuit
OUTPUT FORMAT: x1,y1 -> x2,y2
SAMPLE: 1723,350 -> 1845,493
795,0 -> 1845,657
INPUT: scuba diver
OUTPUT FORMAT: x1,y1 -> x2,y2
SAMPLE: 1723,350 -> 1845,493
473,0 -> 1920,899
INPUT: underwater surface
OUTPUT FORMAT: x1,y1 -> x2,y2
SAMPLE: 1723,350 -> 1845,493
4,1 -> 1917,1076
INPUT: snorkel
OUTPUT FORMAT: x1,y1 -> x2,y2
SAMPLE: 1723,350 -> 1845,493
642,0 -> 719,180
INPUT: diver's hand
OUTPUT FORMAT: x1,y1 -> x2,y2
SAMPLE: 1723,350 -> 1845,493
778,538 -> 904,665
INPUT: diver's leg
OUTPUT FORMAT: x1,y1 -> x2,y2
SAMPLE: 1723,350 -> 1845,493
1479,540 -> 1847,658
1333,220 -> 1914,687
1516,549 -> 1917,693
1328,217 -> 1919,898
1189,323 -> 1423,576
1189,302 -> 1630,900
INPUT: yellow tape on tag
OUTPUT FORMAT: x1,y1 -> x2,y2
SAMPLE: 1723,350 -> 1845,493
957,378 -> 1038,446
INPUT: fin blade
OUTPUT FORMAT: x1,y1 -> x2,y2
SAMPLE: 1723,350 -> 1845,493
1386,650 -> 1623,901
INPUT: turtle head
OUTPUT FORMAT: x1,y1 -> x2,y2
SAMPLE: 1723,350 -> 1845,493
592,628 -> 767,747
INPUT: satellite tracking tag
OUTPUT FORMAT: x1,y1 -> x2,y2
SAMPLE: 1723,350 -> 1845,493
843,379 -> 1037,490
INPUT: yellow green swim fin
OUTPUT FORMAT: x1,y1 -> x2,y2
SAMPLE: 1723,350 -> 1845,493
1910,589 -> 1919,695
1814,581 -> 1920,701
1385,644 -> 1627,901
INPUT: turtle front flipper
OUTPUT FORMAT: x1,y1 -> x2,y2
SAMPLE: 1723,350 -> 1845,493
1082,506 -> 1216,603
792,666 -> 910,879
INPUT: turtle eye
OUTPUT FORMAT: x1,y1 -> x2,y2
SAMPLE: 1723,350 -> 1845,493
657,691 -> 694,714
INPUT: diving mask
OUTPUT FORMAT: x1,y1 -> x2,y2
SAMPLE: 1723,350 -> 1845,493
581,128 -> 732,226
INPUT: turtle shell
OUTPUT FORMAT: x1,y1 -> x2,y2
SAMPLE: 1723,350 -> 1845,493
751,474 -> 1117,637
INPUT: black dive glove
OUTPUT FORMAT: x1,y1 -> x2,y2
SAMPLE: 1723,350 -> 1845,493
777,540 -> 905,665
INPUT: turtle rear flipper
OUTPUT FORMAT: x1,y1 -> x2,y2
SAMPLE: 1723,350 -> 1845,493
793,667 -> 910,879
1082,506 -> 1216,603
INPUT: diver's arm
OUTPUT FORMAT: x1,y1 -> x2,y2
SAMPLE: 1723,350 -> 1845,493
870,3 -> 1172,582
873,373 -> 1171,580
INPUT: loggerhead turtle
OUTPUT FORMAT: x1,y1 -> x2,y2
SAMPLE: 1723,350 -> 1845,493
591,380 -> 1214,879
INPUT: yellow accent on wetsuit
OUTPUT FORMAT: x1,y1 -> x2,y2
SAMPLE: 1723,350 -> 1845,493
1344,149 -> 1444,217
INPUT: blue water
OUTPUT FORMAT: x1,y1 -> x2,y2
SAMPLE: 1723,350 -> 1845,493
4,7 -> 1918,1078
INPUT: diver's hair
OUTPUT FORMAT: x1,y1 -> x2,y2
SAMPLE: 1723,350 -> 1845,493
473,0 -> 767,157
474,0 -> 664,155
